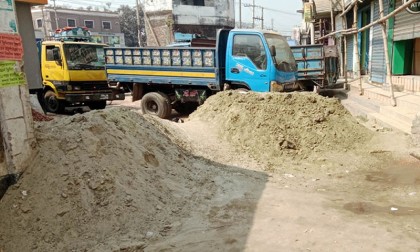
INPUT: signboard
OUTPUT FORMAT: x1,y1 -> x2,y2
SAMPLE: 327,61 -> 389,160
304,2 -> 314,22
404,0 -> 420,14
0,61 -> 26,87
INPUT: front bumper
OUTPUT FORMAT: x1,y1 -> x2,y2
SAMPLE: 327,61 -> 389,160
270,81 -> 300,92
64,89 -> 125,102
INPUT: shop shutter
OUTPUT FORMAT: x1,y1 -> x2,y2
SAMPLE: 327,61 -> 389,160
394,1 -> 420,41
370,0 -> 388,84
346,35 -> 354,71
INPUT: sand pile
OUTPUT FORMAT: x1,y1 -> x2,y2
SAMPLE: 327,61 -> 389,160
190,91 -> 373,163
0,108 -> 216,252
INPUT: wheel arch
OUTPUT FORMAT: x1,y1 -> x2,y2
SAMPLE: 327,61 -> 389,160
43,81 -> 58,94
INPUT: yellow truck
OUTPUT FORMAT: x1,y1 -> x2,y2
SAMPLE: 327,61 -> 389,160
39,27 -> 124,113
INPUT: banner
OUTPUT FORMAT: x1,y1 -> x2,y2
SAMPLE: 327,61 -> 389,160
0,33 -> 23,60
304,2 -> 314,23
0,61 -> 26,87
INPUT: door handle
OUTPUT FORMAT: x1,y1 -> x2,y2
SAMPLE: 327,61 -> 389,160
260,74 -> 267,77
231,68 -> 240,74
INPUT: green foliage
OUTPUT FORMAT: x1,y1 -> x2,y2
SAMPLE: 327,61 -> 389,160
117,5 -> 146,47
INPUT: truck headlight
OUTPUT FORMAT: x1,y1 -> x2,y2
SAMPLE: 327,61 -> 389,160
270,81 -> 284,92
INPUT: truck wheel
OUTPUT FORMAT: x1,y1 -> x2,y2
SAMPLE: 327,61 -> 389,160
141,92 -> 172,119
88,101 -> 107,110
44,90 -> 65,113
174,102 -> 198,115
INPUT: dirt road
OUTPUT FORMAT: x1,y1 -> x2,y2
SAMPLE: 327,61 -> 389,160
0,91 -> 419,251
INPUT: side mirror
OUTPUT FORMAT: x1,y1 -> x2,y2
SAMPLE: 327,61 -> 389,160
270,45 -> 276,57
52,48 -> 62,65
301,48 -> 306,59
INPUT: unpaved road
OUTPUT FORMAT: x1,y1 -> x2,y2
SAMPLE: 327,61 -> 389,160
0,91 -> 419,252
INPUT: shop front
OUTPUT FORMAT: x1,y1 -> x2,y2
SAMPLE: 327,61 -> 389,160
391,0 -> 420,91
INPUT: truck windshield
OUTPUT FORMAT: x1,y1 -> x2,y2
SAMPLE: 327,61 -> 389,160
264,34 -> 296,72
63,44 -> 105,70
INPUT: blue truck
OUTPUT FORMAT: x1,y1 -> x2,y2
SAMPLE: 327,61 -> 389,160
291,44 -> 339,91
105,29 -> 298,118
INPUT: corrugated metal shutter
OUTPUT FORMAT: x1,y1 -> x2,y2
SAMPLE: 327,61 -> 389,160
394,1 -> 420,41
370,0 -> 388,83
346,35 -> 353,71
335,14 -> 344,32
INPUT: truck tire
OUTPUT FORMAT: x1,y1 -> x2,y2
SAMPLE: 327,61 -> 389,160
141,92 -> 172,119
44,90 -> 65,113
88,101 -> 107,110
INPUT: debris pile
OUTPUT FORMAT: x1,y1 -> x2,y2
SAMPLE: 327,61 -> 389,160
0,108 -> 215,251
190,91 -> 373,163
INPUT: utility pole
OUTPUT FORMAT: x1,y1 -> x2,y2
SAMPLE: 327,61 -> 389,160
52,0 -> 59,29
252,0 -> 255,28
261,7 -> 264,29
379,0 -> 396,106
41,6 -> 48,37
239,0 -> 242,28
244,1 -> 263,29
136,0 -> 142,46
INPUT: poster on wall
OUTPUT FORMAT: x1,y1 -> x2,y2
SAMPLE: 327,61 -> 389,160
0,0 -> 17,33
0,0 -> 25,88
0,61 -> 26,88
0,34 -> 23,60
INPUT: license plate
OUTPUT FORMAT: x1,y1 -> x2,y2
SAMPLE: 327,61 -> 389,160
100,94 -> 109,100
182,90 -> 199,97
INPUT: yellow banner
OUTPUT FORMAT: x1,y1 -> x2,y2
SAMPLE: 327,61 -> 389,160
0,61 -> 26,88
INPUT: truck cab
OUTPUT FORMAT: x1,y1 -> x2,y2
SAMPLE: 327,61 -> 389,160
41,27 -> 124,113
222,29 -> 298,92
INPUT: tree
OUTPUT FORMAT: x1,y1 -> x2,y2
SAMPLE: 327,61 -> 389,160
117,5 -> 146,47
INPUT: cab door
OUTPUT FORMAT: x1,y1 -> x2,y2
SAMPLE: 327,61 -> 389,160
42,45 -> 65,82
225,33 -> 271,92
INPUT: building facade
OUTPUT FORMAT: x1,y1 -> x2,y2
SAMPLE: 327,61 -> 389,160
143,0 -> 235,46
301,0 -> 420,91
31,7 -> 125,47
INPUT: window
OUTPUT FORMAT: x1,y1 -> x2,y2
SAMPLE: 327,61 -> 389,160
46,46 -> 60,62
84,20 -> 94,29
233,34 -> 267,69
67,19 -> 76,27
102,21 -> 111,30
36,19 -> 43,28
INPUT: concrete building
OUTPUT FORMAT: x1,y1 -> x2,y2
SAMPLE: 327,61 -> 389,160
31,7 -> 125,47
143,0 -> 235,46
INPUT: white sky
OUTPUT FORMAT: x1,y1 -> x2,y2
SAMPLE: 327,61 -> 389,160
53,0 -> 303,35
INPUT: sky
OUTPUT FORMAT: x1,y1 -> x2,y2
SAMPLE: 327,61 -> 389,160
52,0 -> 303,35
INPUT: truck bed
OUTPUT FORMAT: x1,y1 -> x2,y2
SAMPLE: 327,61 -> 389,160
291,44 -> 339,88
105,47 -> 220,89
